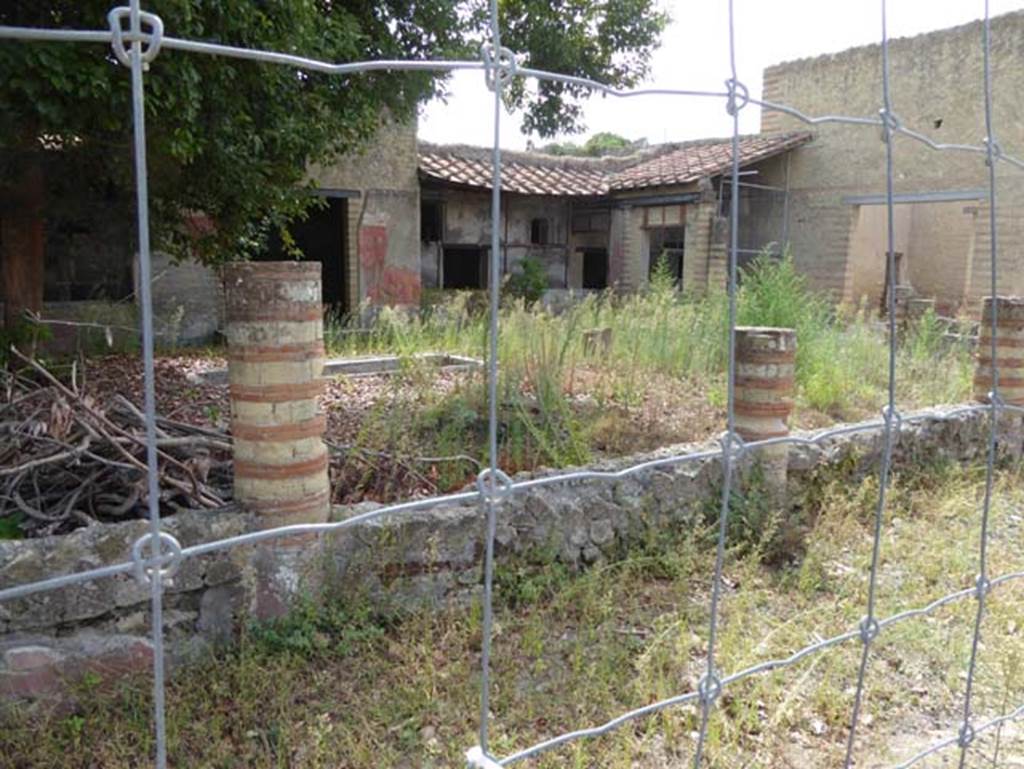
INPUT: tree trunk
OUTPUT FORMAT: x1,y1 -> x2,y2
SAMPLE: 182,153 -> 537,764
1,160 -> 46,332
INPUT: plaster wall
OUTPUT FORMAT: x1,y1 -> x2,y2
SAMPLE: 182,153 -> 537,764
425,187 -> 574,290
312,119 -> 421,309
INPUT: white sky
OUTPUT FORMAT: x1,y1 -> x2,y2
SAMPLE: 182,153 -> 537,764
419,0 -> 1024,150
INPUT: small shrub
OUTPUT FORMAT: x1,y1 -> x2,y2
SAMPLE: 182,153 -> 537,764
247,599 -> 391,659
504,255 -> 548,305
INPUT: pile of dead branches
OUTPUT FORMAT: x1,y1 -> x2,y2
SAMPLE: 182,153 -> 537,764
1,349 -> 233,538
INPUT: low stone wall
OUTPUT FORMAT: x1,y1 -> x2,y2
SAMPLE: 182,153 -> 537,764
0,405 -> 998,700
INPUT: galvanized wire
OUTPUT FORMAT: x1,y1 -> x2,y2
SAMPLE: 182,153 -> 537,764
691,0 -> 743,763
841,2 -> 901,766
0,5 -> 1020,769
120,1 -> 169,766
956,2 -> 1001,766
476,0 -> 505,758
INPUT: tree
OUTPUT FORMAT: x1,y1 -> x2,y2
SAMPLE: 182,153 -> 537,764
539,132 -> 645,157
0,1 -> 667,330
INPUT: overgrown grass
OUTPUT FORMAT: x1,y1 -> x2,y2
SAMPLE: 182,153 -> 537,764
5,461 -> 1023,768
324,256 -> 974,491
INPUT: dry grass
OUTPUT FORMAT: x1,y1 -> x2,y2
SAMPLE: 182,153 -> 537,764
4,460 -> 1024,768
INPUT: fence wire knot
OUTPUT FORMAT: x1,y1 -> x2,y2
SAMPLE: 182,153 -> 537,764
698,670 -> 723,705
957,721 -> 976,748
882,405 -> 903,433
859,615 -> 881,644
107,6 -> 164,69
131,531 -> 183,586
476,467 -> 514,503
878,108 -> 902,140
974,573 -> 992,600
720,430 -> 747,462
481,43 -> 518,91
984,137 -> 1004,166
724,78 -> 749,115
465,745 -> 503,768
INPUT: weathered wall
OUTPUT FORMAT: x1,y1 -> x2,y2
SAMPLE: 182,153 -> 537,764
424,186 -> 574,290
605,181 -> 726,294
312,119 -> 421,309
761,11 -> 1024,308
846,202 -> 979,312
0,510 -> 253,699
147,251 -> 222,343
0,404 -> 1000,701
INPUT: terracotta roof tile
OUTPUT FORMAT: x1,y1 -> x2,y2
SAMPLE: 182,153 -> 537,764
608,132 -> 812,190
418,132 -> 812,196
418,149 -> 606,196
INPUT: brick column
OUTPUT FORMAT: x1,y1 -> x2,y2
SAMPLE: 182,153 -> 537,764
974,296 -> 1024,457
223,261 -> 330,529
734,326 -> 797,498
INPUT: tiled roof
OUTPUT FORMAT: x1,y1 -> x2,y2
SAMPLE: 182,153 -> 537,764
418,147 -> 607,196
418,132 -> 812,196
608,132 -> 812,190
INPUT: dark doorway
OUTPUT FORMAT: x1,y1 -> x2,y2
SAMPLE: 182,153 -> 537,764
581,248 -> 608,289
648,226 -> 684,286
263,197 -> 348,313
443,245 -> 486,289
421,200 -> 443,242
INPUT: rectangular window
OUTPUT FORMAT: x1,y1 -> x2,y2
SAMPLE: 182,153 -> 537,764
442,245 -> 486,289
530,218 -> 550,245
648,226 -> 685,286
571,210 -> 610,233
421,200 -> 443,242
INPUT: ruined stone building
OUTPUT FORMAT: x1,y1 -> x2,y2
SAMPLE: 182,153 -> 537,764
21,11 -> 1024,349
760,10 -> 1024,313
22,119 -> 421,348
417,134 -> 809,298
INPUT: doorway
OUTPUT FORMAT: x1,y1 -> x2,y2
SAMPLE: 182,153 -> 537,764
442,245 -> 486,289
581,248 -> 608,289
262,196 -> 348,313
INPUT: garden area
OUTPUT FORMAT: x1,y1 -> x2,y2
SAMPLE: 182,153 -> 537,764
2,257 -> 975,539
1,258 -> 1017,769
3,460 -> 1023,767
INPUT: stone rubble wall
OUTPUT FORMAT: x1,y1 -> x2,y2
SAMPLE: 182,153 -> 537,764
0,405 -> 997,700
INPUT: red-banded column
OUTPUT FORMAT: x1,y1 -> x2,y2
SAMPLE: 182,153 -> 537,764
223,261 -> 330,529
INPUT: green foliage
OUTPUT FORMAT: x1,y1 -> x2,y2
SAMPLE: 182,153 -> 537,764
648,253 -> 679,294
0,317 -> 52,365
322,258 -> 975,484
8,467 -> 1024,768
699,463 -> 789,564
0,511 -> 25,540
504,255 -> 548,305
494,550 -> 572,608
539,132 -> 644,157
0,2 -> 666,271
1,1 -> 465,265
500,0 -> 669,136
247,599 -> 391,659
737,252 -> 830,333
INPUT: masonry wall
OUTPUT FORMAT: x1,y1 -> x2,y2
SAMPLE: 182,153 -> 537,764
0,405 -> 998,701
607,181 -> 718,294
761,11 -> 1024,310
424,186 -> 575,290
312,119 -> 421,309
147,251 -> 222,343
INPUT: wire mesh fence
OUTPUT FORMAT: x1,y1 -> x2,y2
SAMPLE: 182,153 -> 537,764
1,1 -> 1022,767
